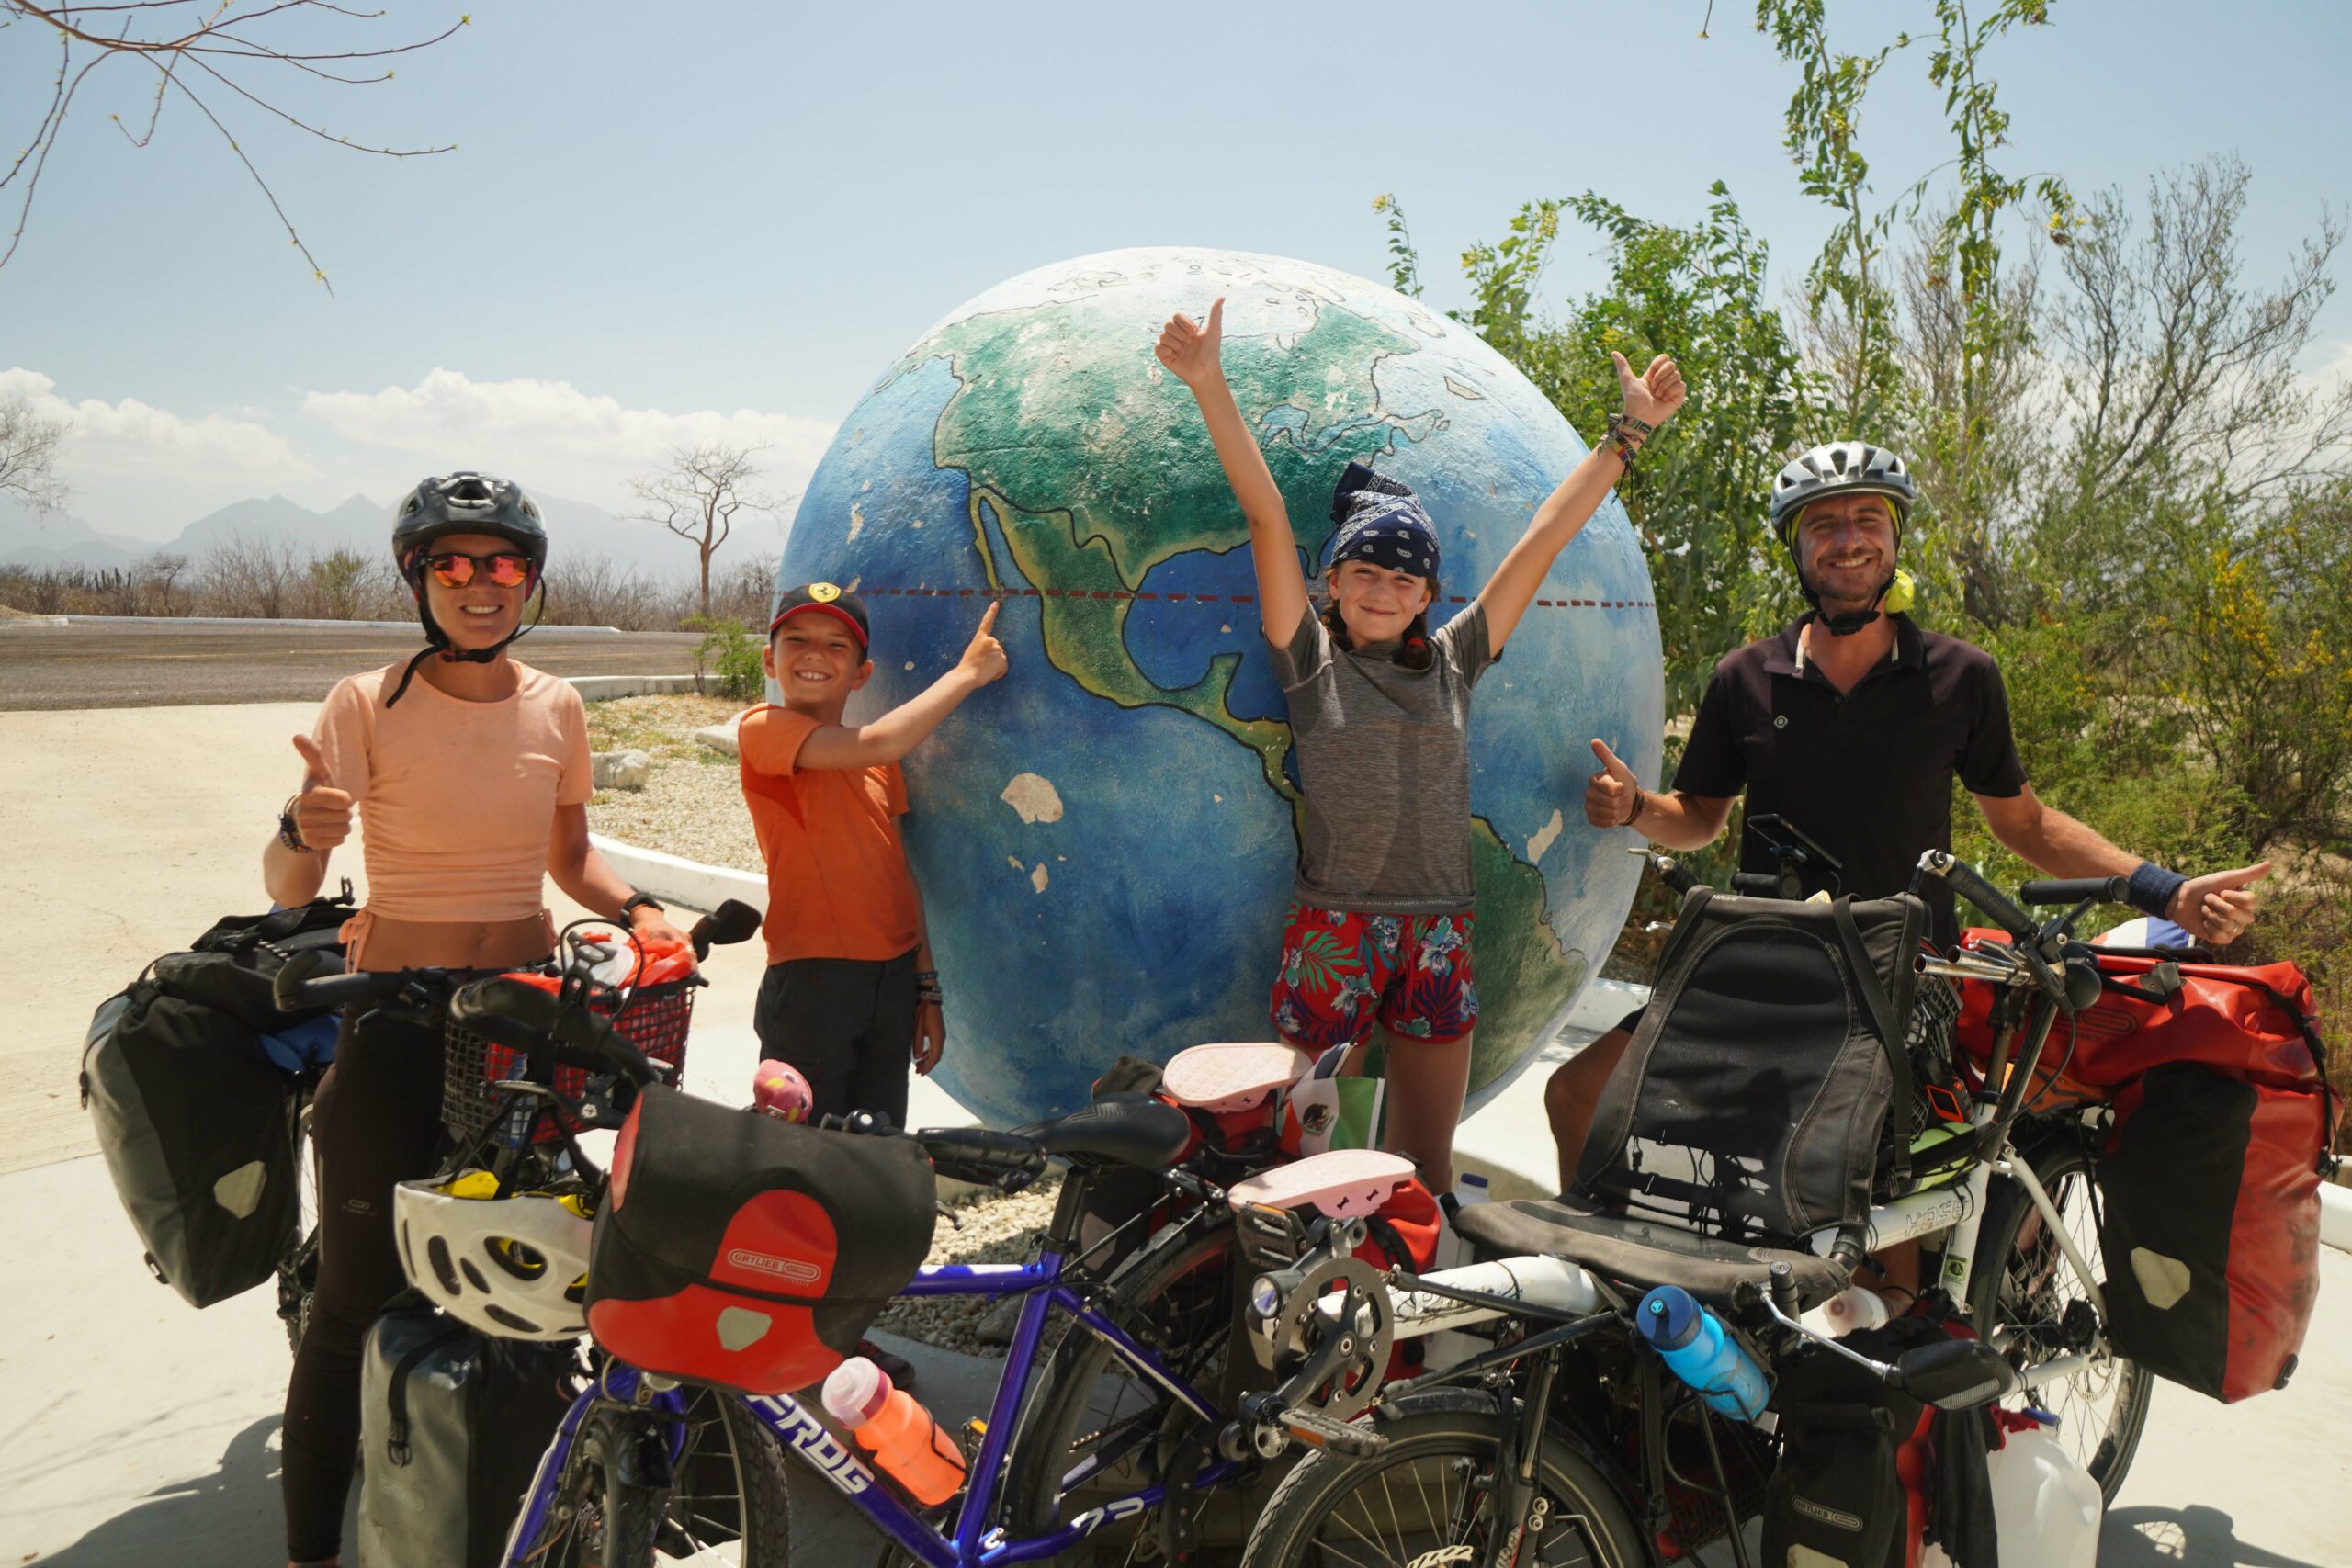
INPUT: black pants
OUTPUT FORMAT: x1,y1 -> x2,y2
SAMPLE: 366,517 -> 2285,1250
282,1003 -> 446,1562
752,950 -> 917,1128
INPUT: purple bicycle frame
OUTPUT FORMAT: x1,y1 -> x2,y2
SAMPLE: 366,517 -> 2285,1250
500,1248 -> 1240,1568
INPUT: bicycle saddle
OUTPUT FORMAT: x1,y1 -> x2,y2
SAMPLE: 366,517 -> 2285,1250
1012,1098 -> 1193,1170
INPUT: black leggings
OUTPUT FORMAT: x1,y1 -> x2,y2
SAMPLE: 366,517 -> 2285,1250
282,1003 -> 446,1562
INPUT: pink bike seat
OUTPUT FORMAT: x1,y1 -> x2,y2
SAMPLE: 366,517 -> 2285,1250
1227,1148 -> 1416,1220
1159,1042 -> 1306,1114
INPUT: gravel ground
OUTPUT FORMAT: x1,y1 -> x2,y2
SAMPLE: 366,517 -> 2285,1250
872,1178 -> 1065,1355
583,694 -> 764,872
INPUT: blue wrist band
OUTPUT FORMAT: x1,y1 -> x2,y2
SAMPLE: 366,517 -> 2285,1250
2126,861 -> 2188,920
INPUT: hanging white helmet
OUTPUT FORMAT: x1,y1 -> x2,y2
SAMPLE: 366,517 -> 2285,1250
394,1172 -> 593,1341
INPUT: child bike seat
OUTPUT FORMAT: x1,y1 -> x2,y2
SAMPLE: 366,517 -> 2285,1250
1159,1042 -> 1306,1114
1227,1148 -> 1415,1220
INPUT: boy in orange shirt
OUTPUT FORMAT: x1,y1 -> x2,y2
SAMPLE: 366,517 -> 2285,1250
738,582 -> 1006,1129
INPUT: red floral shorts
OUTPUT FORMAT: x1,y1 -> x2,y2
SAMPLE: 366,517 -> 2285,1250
1269,902 -> 1478,1051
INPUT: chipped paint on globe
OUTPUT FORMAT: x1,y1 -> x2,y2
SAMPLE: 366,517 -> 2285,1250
778,247 -> 1663,1128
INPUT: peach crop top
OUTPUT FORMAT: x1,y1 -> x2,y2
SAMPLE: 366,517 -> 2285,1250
310,660 -> 593,924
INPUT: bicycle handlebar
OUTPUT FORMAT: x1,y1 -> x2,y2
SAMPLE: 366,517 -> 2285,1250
689,898 -> 762,961
2016,875 -> 2129,908
272,949 -> 414,1014
447,975 -> 662,1088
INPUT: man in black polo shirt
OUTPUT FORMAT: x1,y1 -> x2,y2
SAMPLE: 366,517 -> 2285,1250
1545,440 -> 2271,1188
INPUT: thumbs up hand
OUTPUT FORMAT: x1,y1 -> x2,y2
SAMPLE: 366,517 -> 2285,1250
287,734 -> 354,852
1583,738 -> 1644,829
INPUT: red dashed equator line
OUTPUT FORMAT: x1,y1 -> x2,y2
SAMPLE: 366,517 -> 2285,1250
854,587 -> 1655,609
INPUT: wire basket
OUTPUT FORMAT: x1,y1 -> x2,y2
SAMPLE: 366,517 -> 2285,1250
1907,968 -> 1968,1129
442,979 -> 695,1150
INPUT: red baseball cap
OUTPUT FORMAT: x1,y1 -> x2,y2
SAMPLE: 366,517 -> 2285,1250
768,582 -> 870,650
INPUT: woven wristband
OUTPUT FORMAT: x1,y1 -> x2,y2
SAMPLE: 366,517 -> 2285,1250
2125,861 -> 2188,920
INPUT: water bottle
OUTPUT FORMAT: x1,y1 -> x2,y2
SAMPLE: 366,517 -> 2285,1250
1799,1284 -> 1891,1339
1635,1286 -> 1770,1421
820,1356 -> 967,1506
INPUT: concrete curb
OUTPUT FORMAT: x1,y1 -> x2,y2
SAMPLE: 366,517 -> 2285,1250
568,673 -> 706,701
2323,1182 -> 2352,1255
589,831 -> 763,914
0,614 -> 69,626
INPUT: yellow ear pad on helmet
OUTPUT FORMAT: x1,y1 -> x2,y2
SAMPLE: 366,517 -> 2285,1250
1883,568 -> 1917,615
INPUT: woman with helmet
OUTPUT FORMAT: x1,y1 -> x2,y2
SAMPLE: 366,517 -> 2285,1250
262,471 -> 690,1568
1547,437 -> 2272,1187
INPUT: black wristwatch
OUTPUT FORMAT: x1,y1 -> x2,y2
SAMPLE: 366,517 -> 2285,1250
620,890 -> 666,919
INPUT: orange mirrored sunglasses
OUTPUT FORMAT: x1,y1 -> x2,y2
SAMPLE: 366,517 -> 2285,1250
424,550 -> 534,589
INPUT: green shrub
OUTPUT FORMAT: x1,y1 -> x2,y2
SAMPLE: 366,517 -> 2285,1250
683,614 -> 765,702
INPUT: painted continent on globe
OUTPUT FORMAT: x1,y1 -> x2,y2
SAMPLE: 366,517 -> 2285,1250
778,247 -> 1662,1129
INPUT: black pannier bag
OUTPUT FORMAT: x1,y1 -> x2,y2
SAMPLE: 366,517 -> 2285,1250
584,1084 -> 937,1393
78,891 -> 354,1308
2098,1059 -> 2335,1403
356,1295 -> 575,1568
1763,1317 -> 1999,1568
1577,889 -> 1925,1235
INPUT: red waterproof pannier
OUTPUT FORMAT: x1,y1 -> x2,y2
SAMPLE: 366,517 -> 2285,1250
2099,1062 -> 2335,1403
584,1085 -> 935,1394
1951,932 -> 2328,1102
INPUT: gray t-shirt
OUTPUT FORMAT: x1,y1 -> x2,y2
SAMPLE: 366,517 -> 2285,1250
1270,600 -> 1497,915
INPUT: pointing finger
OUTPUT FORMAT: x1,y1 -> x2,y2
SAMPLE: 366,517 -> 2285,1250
977,601 -> 1000,636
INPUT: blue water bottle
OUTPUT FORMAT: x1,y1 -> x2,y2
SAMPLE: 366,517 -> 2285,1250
1635,1285 -> 1770,1421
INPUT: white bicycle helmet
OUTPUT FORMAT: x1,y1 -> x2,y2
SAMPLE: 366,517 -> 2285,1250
1768,441 -> 1917,634
394,1171 -> 592,1341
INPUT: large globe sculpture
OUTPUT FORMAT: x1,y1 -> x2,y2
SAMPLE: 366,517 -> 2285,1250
778,247 -> 1662,1128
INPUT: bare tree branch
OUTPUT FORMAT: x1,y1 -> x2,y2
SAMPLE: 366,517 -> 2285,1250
623,443 -> 782,622
0,392 -> 72,514
1,0 -> 464,287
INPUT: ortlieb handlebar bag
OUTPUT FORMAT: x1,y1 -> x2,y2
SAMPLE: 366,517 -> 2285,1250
2098,1060 -> 2335,1402
584,1084 -> 936,1393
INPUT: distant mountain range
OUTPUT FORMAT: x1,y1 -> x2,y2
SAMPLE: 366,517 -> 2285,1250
0,491 -> 783,580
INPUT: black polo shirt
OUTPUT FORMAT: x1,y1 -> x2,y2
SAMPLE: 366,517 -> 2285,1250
1671,614 -> 2028,942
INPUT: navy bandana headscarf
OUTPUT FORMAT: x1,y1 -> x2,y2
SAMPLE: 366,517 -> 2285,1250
1325,460 -> 1439,580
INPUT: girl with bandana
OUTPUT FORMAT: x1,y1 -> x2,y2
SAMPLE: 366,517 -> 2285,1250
1157,298 -> 1684,1190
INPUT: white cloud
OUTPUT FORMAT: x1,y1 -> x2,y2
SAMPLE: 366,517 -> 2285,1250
300,368 -> 835,509
1,367 -> 302,476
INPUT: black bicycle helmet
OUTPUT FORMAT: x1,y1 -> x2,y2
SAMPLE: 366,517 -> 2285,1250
386,471 -> 550,705
1767,441 -> 1915,636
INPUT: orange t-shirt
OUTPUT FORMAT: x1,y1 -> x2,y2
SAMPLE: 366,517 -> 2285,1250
737,705 -> 922,965
311,660 -> 593,923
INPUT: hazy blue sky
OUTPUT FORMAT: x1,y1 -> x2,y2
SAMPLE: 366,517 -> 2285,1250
4,0 -> 2346,538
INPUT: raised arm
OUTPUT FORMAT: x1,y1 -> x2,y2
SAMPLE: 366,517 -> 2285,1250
793,604 -> 1008,771
1479,352 -> 1685,654
1156,299 -> 1309,643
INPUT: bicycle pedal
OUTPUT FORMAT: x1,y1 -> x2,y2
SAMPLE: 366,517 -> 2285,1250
1278,1405 -> 1389,1458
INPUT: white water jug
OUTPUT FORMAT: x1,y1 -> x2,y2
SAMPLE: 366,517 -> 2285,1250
1920,1425 -> 2101,1568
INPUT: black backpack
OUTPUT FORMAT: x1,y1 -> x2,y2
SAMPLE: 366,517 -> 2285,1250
1575,888 -> 1925,1237
78,889 -> 354,1308
357,1294 -> 578,1568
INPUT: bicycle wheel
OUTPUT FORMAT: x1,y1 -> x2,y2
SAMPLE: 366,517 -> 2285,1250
1967,1129 -> 2154,1502
525,1408 -> 663,1568
280,1098 -> 319,1359
1241,1394 -> 1647,1568
1005,1219 -> 1244,1556
521,1393 -> 791,1566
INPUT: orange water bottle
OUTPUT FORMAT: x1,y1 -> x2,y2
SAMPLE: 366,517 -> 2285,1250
820,1355 -> 967,1506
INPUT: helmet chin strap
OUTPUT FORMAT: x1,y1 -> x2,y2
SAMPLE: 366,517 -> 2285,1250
385,572 -> 547,706
1804,570 -> 1896,637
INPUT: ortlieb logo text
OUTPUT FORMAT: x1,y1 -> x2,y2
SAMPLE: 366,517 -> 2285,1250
726,1247 -> 821,1285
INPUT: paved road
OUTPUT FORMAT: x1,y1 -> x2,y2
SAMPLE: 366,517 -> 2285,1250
0,620 -> 701,710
